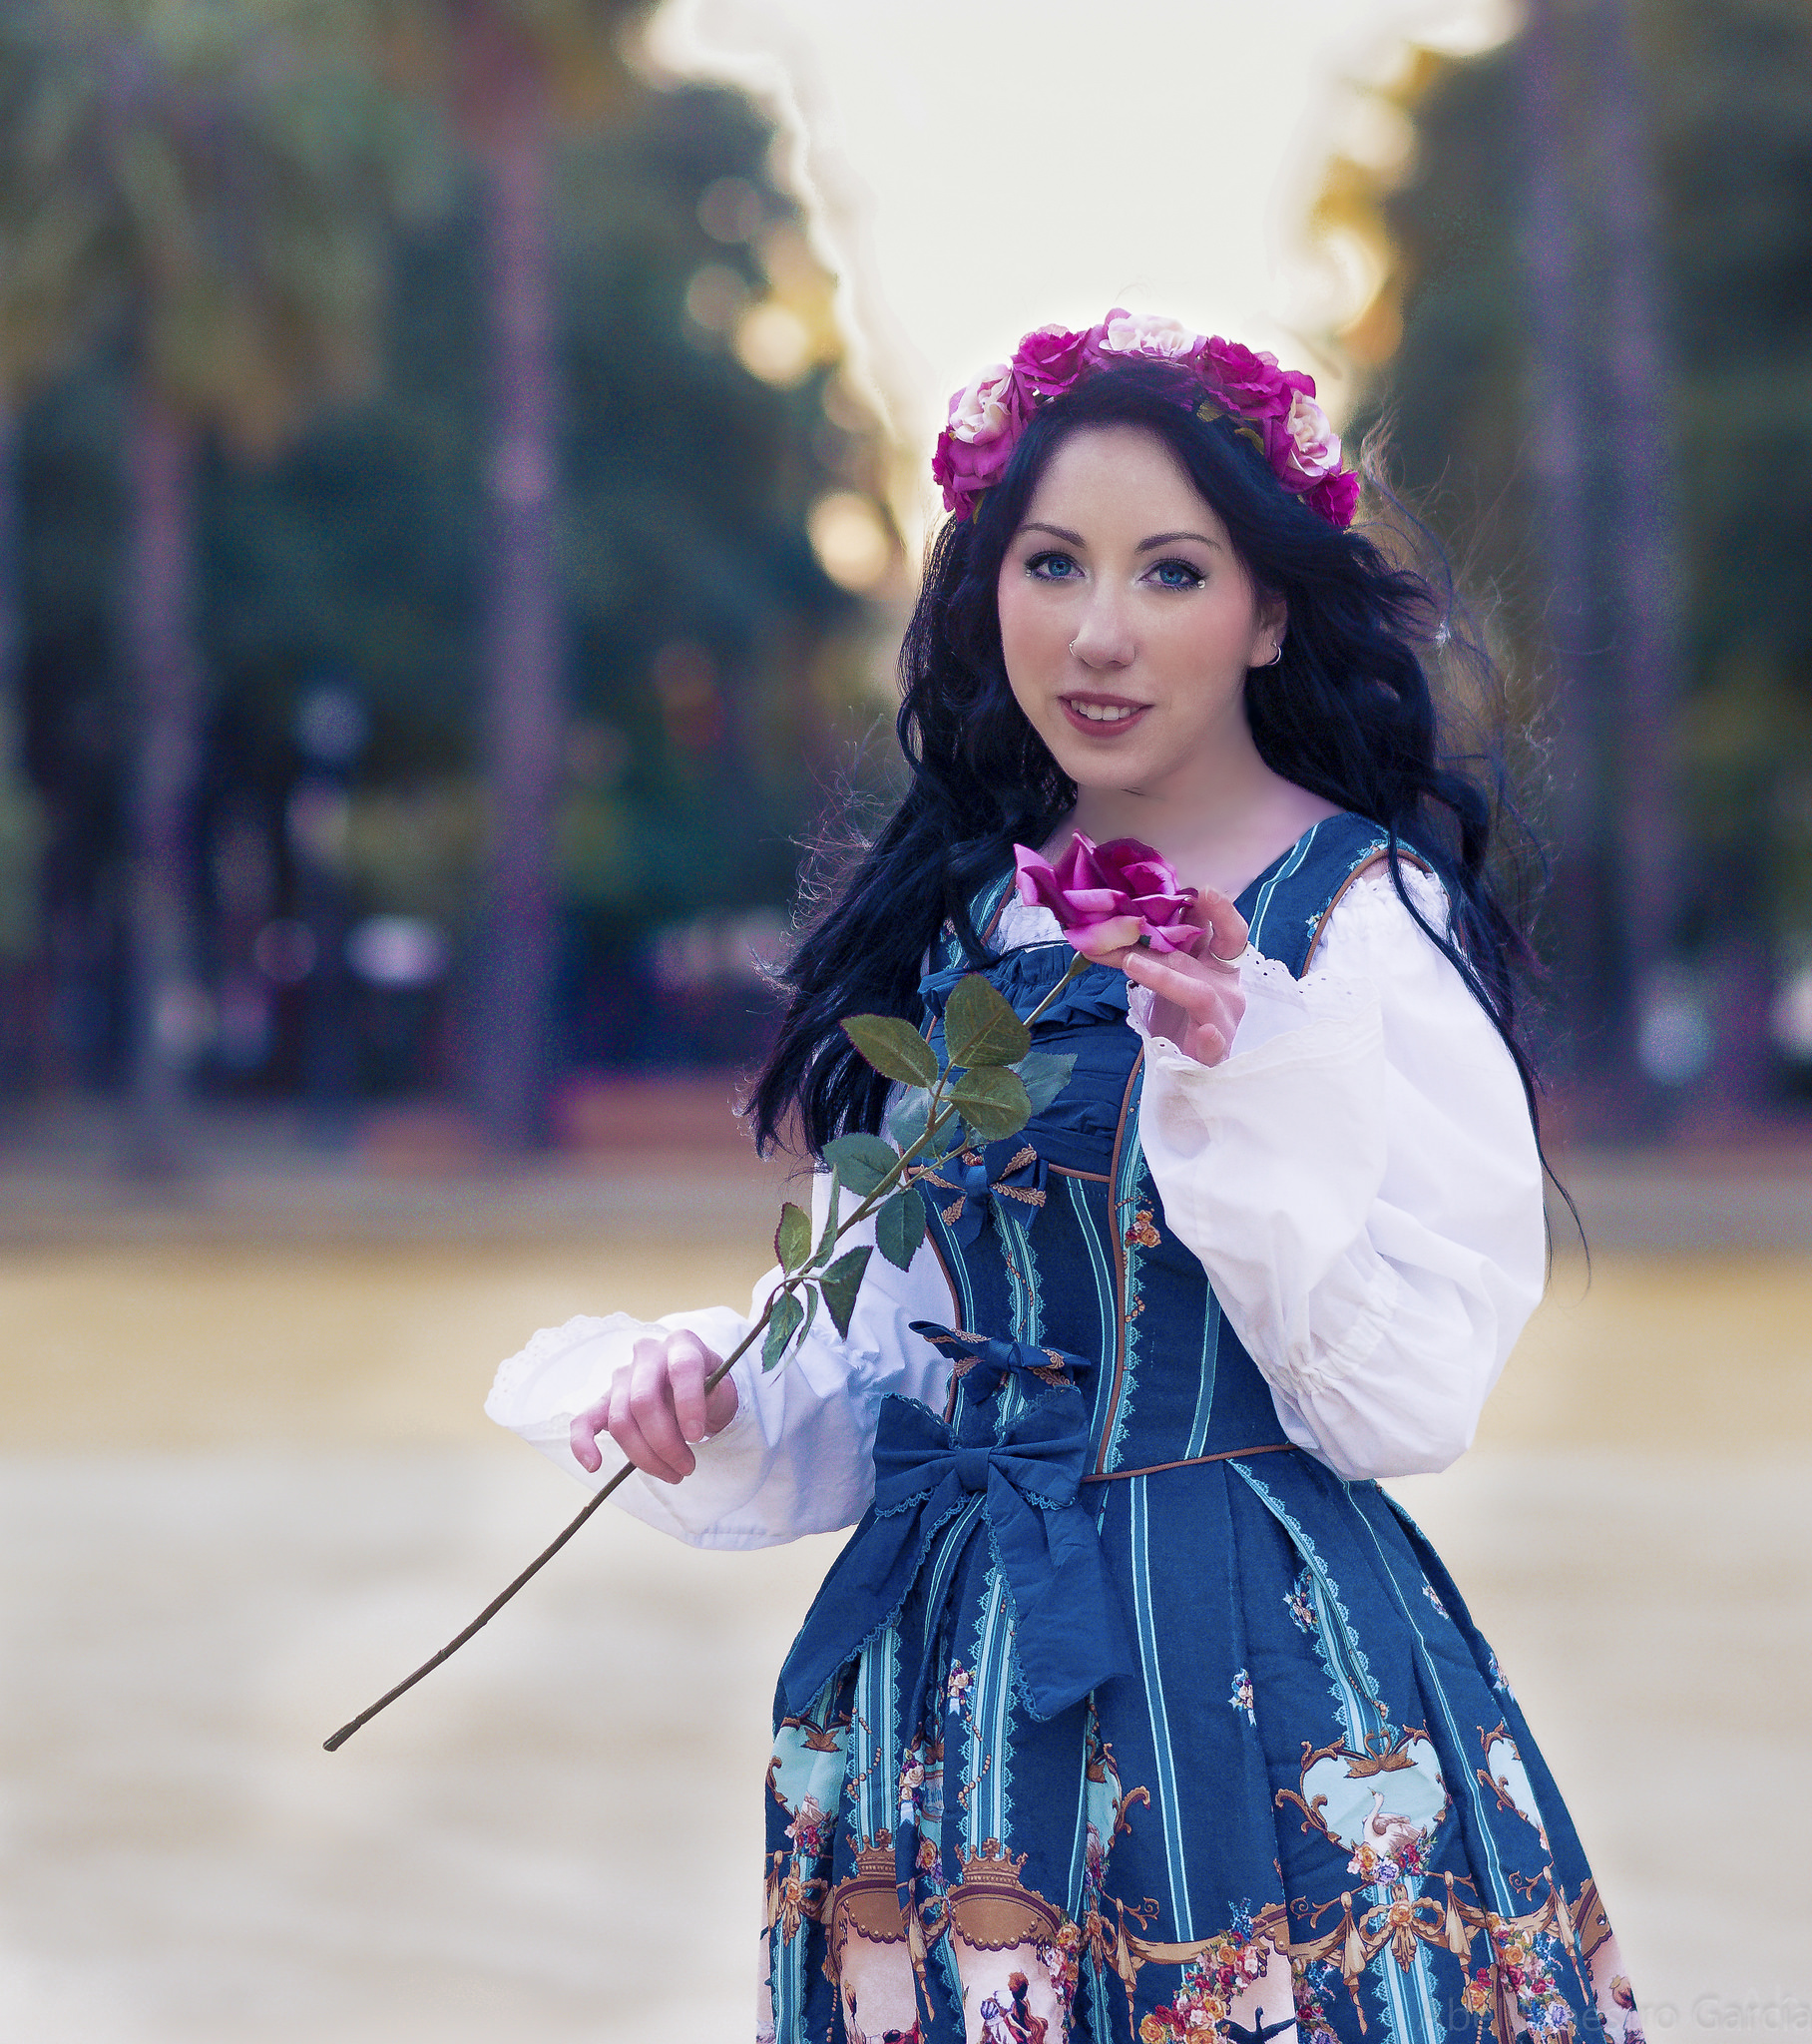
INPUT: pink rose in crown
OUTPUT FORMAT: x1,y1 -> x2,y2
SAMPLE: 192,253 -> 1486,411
1266,390 -> 1343,487
947,361 -> 1020,446
1010,322 -> 1089,400
1083,310 -> 1206,380
1199,336 -> 1308,420
1012,832 -> 1200,955
934,361 -> 1027,516
1307,466 -> 1361,526
1094,308 -> 1203,363
932,430 -> 1015,519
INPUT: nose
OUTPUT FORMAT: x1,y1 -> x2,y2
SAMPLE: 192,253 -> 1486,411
1068,587 -> 1135,671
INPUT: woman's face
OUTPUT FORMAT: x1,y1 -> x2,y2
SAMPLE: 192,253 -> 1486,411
995,424 -> 1283,797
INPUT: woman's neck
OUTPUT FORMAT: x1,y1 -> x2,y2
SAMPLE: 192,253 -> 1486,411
1061,753 -> 1341,899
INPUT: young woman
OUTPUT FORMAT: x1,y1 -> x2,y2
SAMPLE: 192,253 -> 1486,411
488,314 -> 1639,2044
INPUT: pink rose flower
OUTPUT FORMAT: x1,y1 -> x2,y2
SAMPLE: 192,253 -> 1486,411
1092,308 -> 1203,365
1306,466 -> 1361,527
1198,336 -> 1306,420
932,426 -> 1017,519
946,361 -> 1020,445
1012,832 -> 1200,955
1009,322 -> 1088,400
935,361 -> 1028,516
1266,390 -> 1343,485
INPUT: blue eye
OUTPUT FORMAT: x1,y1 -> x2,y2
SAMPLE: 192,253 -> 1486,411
1149,558 -> 1203,590
1027,551 -> 1080,581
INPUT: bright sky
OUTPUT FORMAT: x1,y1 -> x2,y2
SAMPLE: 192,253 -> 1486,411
648,0 -> 1513,532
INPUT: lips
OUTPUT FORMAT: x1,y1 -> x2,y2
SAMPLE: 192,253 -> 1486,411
1060,694 -> 1149,736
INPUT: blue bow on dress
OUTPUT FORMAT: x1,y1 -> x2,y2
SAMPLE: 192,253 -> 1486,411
909,1321 -> 1082,1401
914,1137 -> 1047,1246
779,1392 -> 1134,1722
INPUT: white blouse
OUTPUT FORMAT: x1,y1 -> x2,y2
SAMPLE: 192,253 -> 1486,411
485,866 -> 1547,1546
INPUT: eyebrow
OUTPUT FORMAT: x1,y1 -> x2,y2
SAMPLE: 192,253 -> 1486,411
1019,521 -> 1224,553
1135,530 -> 1223,553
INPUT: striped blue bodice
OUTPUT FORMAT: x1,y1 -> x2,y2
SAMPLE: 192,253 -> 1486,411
915,812 -> 1398,1478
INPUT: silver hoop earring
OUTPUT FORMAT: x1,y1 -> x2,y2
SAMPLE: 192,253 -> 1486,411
1263,642 -> 1284,668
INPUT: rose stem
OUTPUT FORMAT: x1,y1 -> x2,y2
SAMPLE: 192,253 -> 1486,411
321,949 -> 1089,1751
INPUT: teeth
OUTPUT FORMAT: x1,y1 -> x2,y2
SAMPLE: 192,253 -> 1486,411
1073,701 -> 1139,724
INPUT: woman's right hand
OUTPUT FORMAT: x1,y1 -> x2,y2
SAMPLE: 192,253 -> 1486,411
1069,885 -> 1249,1067
569,1329 -> 739,1484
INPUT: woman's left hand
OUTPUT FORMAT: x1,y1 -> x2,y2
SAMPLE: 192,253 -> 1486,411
1072,886 -> 1248,1067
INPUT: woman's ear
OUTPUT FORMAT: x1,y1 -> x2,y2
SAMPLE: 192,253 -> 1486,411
1249,592 -> 1290,662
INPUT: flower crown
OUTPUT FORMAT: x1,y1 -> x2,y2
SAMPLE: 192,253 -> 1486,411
931,309 -> 1360,529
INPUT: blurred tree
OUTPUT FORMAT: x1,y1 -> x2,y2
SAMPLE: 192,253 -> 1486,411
1517,0 -> 1611,1078
1327,0 -> 1812,1129
365,0 -> 657,1150
1590,0 -> 1689,1118
0,41 -> 52,1075
0,407 -> 46,966
7,48 -> 892,1115
0,0 -> 404,1164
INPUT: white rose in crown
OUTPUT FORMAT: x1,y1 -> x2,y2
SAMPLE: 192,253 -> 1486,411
947,362 -> 1017,444
1100,310 -> 1201,359
1275,390 -> 1342,483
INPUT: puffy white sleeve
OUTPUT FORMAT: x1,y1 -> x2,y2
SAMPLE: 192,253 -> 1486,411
484,1169 -> 958,1549
1129,865 -> 1546,1480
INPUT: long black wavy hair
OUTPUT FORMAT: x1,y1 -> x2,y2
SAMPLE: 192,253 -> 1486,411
749,360 -> 1543,1159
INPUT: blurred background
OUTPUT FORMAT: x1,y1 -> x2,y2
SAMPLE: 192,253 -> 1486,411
2,0 -> 1809,2036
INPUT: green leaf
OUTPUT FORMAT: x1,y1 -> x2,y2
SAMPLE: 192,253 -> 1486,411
774,1201 -> 811,1273
887,1085 -> 932,1156
874,1188 -> 928,1272
950,1064 -> 1033,1142
923,1101 -> 962,1158
818,1246 -> 873,1339
762,1287 -> 805,1370
1012,1049 -> 1077,1116
814,1170 -> 842,1264
821,1133 -> 898,1198
944,973 -> 1031,1070
798,1281 -> 820,1346
841,1013 -> 939,1089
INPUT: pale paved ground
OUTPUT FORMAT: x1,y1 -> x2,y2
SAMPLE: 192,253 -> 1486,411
2,1176 -> 1810,2037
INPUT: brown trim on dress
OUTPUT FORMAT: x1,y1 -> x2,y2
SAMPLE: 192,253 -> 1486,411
1091,1045 -> 1145,1476
1082,1442 -> 1295,1484
980,874 -> 1017,945
1300,845 -> 1434,975
1047,1163 -> 1111,1185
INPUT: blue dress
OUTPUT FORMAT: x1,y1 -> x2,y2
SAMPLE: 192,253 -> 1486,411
760,815 -> 1637,2044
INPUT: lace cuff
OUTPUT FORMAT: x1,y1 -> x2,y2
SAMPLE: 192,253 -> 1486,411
1127,944 -> 1378,1092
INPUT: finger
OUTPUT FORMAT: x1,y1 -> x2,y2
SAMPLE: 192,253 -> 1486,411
607,1366 -> 686,1484
1183,1021 -> 1230,1067
630,1348 -> 695,1479
703,1370 -> 739,1435
1127,951 -> 1244,1051
1067,914 -> 1143,965
569,1394 -> 611,1474
1124,947 -> 1229,1017
602,1371 -> 644,1472
666,1333 -> 716,1443
1193,885 -> 1249,964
